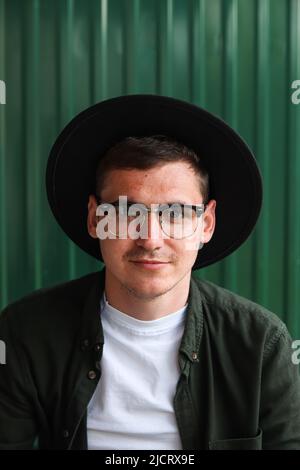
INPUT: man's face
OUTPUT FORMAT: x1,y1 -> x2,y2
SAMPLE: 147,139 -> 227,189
88,162 -> 216,300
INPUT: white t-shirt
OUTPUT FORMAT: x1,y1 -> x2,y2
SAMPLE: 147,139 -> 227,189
87,292 -> 187,450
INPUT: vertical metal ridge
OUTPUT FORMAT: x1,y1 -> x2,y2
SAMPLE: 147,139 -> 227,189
0,0 -> 7,309
157,0 -> 173,95
100,0 -> 108,98
221,0 -> 239,293
190,0 -> 206,106
155,0 -> 161,93
123,0 -> 140,93
55,0 -> 62,130
286,0 -> 300,337
25,0 -> 42,289
65,0 -> 76,278
283,0 -> 291,330
251,0 -> 259,303
198,0 -> 207,107
166,0 -> 173,95
89,0 -> 109,104
255,0 -> 271,307
33,0 -> 41,288
89,0 -> 107,103
187,0 -> 194,102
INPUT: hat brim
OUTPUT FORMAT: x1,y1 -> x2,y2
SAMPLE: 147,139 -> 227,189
46,94 -> 263,270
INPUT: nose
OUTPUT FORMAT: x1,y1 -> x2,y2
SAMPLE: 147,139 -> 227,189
135,210 -> 165,249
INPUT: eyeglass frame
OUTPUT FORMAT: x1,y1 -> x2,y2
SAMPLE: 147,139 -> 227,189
94,196 -> 207,239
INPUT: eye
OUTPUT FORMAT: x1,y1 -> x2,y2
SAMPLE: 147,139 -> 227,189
169,208 -> 183,220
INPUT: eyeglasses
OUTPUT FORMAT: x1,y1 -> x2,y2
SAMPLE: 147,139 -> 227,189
95,197 -> 206,239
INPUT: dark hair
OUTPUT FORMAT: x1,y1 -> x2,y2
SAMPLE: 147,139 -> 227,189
95,135 -> 209,203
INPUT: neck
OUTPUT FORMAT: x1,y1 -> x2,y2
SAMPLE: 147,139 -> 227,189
104,269 -> 191,321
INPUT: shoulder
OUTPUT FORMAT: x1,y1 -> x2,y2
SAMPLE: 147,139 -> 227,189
0,271 -> 101,332
191,274 -> 289,356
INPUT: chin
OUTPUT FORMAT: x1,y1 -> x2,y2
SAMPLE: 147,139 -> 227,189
124,280 -> 171,299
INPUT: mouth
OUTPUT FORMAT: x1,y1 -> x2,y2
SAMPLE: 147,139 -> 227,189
131,260 -> 169,263
130,260 -> 170,270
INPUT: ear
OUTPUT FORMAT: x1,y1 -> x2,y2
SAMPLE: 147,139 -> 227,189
87,195 -> 98,239
200,199 -> 216,244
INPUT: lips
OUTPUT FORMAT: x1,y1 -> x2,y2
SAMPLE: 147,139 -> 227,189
130,260 -> 170,270
130,260 -> 169,264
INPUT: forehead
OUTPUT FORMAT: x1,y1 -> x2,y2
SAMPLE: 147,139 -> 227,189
100,162 -> 202,203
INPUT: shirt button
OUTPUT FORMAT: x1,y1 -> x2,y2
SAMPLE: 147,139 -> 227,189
80,339 -> 90,351
192,352 -> 199,362
94,343 -> 101,352
95,360 -> 101,371
62,429 -> 69,438
87,370 -> 97,380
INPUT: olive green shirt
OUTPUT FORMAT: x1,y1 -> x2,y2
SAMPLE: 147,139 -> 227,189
0,268 -> 299,450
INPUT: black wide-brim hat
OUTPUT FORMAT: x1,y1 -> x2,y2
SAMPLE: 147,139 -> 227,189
46,94 -> 263,270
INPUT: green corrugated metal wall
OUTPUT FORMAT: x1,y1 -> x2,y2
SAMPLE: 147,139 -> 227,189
0,0 -> 300,338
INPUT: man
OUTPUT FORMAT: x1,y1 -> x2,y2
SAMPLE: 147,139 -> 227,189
0,95 -> 300,450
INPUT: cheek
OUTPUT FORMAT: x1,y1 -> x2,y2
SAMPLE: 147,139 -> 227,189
181,231 -> 202,255
165,240 -> 196,262
100,238 -> 133,260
